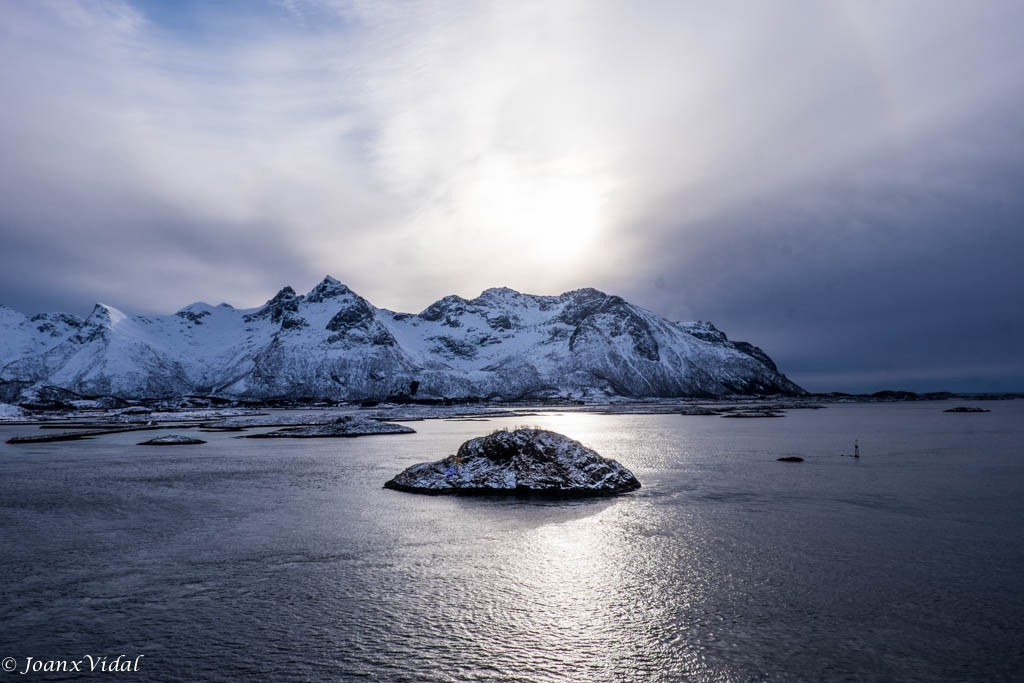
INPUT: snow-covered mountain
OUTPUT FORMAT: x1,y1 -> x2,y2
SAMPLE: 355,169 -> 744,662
0,277 -> 804,402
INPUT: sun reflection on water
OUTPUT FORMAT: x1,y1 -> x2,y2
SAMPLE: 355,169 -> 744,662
478,499 -> 718,682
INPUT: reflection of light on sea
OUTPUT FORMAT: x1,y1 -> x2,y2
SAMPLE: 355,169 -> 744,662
488,498 -> 723,681
417,414 -> 723,679
501,508 -> 636,679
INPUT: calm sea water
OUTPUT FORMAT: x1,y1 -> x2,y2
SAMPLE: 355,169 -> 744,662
1,402 -> 1022,682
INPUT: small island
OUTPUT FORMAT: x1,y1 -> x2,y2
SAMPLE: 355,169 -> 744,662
246,415 -> 415,438
942,406 -> 991,413
138,435 -> 207,445
384,428 -> 641,496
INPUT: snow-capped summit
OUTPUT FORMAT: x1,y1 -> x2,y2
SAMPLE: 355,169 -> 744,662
73,303 -> 128,342
0,279 -> 805,402
89,303 -> 127,325
245,286 -> 301,324
306,275 -> 352,303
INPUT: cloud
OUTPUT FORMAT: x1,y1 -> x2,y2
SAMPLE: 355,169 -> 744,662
1,0 -> 1023,390
617,101 -> 1024,392
0,1 -> 396,310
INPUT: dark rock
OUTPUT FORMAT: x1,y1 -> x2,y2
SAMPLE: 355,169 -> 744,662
279,313 -> 307,330
777,456 -> 804,462
546,327 -> 571,342
487,314 -> 513,330
732,341 -> 778,373
555,288 -> 609,326
418,295 -> 468,322
384,428 -> 641,496
244,286 -> 301,324
943,406 -> 991,413
175,310 -> 211,325
326,298 -> 376,330
680,321 -> 729,344
431,336 -> 478,359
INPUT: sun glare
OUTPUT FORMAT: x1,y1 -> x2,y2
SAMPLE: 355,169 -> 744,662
462,156 -> 606,264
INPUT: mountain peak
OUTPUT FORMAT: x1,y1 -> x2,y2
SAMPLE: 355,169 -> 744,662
68,303 -> 127,343
561,287 -> 608,300
478,286 -> 523,298
177,301 -> 215,314
306,275 -> 352,303
244,286 -> 302,324
88,303 -> 127,326
418,294 -> 469,321
269,286 -> 298,302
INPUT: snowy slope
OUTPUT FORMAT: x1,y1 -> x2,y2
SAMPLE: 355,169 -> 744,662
0,305 -> 82,365
0,277 -> 804,401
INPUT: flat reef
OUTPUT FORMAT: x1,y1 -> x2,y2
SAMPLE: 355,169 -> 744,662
246,415 -> 415,438
138,435 -> 207,445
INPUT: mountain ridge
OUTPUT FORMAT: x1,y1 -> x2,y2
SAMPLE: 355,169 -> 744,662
0,277 -> 805,403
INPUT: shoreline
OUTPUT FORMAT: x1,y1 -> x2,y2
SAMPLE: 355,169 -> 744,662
1,393 -> 1018,431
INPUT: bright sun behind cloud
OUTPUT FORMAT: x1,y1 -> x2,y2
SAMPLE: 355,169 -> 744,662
456,154 -> 606,266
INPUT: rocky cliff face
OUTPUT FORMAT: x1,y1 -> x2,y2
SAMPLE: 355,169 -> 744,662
0,277 -> 805,402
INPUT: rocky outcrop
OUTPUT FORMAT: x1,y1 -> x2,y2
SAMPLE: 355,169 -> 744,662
384,428 -> 641,495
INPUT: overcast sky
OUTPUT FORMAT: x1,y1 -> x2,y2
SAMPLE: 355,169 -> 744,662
2,0 -> 1022,393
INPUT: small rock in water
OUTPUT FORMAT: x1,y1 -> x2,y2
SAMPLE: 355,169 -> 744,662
942,406 -> 990,413
776,456 -> 804,462
384,428 -> 641,496
138,435 -> 207,445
